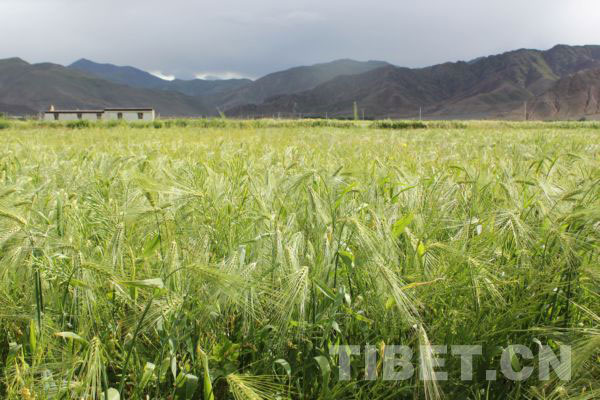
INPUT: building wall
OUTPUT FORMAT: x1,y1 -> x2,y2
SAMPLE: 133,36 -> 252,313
104,110 -> 155,121
43,112 -> 76,121
43,112 -> 102,121
80,113 -> 102,121
42,110 -> 155,121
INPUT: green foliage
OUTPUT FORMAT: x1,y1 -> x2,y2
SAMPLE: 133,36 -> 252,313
106,119 -> 125,128
372,120 -> 427,129
0,120 -> 9,130
65,119 -> 92,129
128,121 -> 153,129
7,118 -> 600,132
172,119 -> 188,128
426,120 -> 469,129
0,122 -> 598,399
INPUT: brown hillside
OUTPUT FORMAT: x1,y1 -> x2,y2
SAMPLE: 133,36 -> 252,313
527,68 -> 600,120
229,45 -> 600,119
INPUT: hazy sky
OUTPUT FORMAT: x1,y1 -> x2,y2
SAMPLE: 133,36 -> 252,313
1,0 -> 599,80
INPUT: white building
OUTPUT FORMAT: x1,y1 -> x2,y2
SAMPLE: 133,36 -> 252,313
43,106 -> 155,121
43,109 -> 104,121
103,108 -> 155,121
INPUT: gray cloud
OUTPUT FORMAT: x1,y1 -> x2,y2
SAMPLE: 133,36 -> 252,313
1,0 -> 599,80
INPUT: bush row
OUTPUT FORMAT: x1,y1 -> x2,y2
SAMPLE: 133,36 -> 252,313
2,118 -> 600,131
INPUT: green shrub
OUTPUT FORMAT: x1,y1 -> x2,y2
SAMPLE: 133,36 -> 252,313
427,121 -> 469,129
129,122 -> 153,129
104,120 -> 124,128
65,119 -> 92,129
372,120 -> 427,129
0,120 -> 10,130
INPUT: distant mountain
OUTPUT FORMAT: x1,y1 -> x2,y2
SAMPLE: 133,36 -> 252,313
229,45 -> 600,119
69,59 -> 252,97
0,101 -> 37,115
216,59 -> 389,110
527,68 -> 600,120
162,78 -> 252,98
0,58 -> 210,116
68,58 -> 390,114
3,45 -> 600,119
70,58 -> 166,88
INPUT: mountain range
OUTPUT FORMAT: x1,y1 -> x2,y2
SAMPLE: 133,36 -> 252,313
1,44 -> 600,120
229,45 -> 600,119
527,67 -> 600,119
0,58 -> 208,116
69,59 -> 252,98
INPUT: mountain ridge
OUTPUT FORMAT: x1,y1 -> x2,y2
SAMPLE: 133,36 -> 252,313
69,58 -> 252,98
229,44 -> 600,119
0,59 -> 211,116
527,67 -> 600,120
212,59 -> 390,110
2,45 -> 600,119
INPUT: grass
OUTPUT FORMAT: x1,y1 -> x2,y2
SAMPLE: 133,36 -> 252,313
4,117 -> 600,131
372,120 -> 428,129
0,121 -> 598,399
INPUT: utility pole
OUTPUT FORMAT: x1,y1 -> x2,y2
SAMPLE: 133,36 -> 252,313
362,109 -> 365,120
419,107 -> 422,121
524,101 -> 527,121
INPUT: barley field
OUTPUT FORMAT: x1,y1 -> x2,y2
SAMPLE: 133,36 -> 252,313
0,120 -> 599,399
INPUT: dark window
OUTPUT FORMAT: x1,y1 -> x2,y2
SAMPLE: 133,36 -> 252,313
77,113 -> 82,120
53,113 -> 59,121
137,112 -> 144,120
97,113 -> 102,120
117,112 -> 123,120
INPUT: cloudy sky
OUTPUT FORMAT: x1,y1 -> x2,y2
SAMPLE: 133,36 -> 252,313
1,0 -> 599,80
